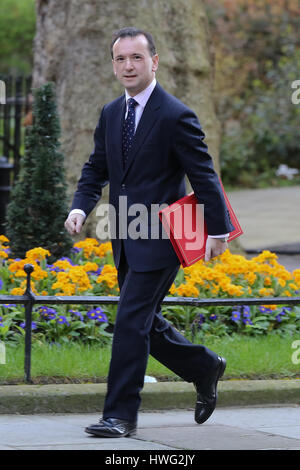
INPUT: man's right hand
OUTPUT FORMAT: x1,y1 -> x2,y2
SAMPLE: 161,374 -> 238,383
64,213 -> 85,235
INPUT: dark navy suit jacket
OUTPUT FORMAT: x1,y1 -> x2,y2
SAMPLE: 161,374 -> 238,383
71,82 -> 234,271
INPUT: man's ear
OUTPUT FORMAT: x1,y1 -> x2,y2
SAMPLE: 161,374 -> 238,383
152,54 -> 159,72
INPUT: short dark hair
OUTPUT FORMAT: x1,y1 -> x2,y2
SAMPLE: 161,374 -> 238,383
110,27 -> 156,58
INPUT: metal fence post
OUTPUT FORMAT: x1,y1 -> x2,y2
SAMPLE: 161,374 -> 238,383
24,264 -> 35,383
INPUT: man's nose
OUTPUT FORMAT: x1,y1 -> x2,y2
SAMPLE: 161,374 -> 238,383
124,58 -> 134,68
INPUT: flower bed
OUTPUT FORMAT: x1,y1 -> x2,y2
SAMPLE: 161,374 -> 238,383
0,235 -> 299,344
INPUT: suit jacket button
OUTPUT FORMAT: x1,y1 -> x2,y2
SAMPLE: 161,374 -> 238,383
122,184 -> 126,189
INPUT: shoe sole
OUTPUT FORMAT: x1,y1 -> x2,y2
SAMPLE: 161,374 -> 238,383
85,427 -> 136,438
212,356 -> 226,404
218,357 -> 226,381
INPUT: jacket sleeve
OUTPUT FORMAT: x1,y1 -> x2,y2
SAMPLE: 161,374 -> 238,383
70,106 -> 109,218
172,108 -> 234,235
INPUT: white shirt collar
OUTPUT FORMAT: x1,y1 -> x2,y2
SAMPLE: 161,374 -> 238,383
125,78 -> 157,109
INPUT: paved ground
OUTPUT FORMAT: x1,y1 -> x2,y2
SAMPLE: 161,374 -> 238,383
272,254 -> 300,272
227,186 -> 300,273
0,406 -> 300,450
227,186 -> 300,253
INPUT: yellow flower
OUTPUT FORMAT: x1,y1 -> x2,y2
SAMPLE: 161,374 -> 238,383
97,264 -> 118,289
0,250 -> 8,259
0,235 -> 9,243
169,283 -> 177,295
283,290 -> 292,297
264,276 -> 272,286
252,250 -> 278,263
68,266 -> 92,291
53,259 -> 73,270
245,272 -> 257,285
98,274 -> 118,289
74,238 -> 101,258
258,287 -> 274,297
26,247 -> 51,261
8,258 -> 47,281
10,279 -> 37,295
262,304 -> 277,311
52,281 -> 76,296
96,242 -> 113,258
176,283 -> 199,297
224,284 -> 244,297
10,287 -> 25,295
81,262 -> 99,272
32,267 -> 48,281
100,264 -> 118,275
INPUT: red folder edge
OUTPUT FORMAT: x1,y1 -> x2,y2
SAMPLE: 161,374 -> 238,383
158,182 -> 243,267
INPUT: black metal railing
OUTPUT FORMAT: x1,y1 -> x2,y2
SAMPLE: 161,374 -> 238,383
1,263 -> 300,383
0,75 -> 32,234
0,75 -> 32,173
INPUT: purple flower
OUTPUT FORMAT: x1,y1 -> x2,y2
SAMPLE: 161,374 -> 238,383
259,306 -> 272,314
87,307 -> 108,322
243,318 -> 253,326
209,313 -> 218,321
71,247 -> 82,254
282,307 -> 291,314
275,309 -> 288,322
243,306 -> 251,315
0,278 -> 3,290
69,309 -> 84,321
47,264 -> 64,272
2,304 -> 16,308
56,316 -> 69,326
38,306 -> 57,320
231,310 -> 241,322
88,267 -> 103,276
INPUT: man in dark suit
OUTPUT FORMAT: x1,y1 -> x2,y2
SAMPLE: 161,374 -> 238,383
65,27 -> 234,438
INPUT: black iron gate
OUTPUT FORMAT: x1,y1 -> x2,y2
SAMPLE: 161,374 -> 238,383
0,75 -> 32,234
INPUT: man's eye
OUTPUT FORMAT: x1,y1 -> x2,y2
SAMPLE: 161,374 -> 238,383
116,57 -> 124,62
133,55 -> 142,61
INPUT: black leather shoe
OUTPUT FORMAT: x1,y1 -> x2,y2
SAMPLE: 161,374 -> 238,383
194,356 -> 226,424
85,417 -> 137,438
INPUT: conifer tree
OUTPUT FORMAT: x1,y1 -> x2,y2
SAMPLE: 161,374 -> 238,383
6,82 -> 73,260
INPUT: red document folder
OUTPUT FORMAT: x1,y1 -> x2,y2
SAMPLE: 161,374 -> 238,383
158,182 -> 243,267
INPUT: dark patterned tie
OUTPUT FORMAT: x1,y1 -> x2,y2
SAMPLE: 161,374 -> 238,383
122,98 -> 138,167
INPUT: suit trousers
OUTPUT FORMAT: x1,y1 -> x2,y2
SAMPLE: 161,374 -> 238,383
102,246 -> 219,422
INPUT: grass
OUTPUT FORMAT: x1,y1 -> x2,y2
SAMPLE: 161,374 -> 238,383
0,334 -> 299,384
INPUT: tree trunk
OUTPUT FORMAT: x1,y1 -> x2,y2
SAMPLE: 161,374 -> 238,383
33,0 -> 220,239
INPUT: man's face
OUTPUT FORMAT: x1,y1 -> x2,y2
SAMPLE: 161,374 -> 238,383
112,34 -> 159,96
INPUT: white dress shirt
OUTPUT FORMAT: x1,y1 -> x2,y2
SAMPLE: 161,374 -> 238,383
124,78 -> 157,131
69,78 -> 228,239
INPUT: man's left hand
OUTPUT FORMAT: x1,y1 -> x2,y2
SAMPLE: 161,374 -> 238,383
205,237 -> 228,262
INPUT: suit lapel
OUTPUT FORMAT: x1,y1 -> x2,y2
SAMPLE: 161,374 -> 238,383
121,84 -> 162,182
